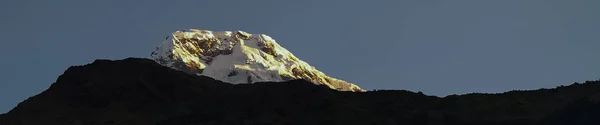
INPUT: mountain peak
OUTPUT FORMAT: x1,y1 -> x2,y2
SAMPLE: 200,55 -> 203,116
151,29 -> 364,92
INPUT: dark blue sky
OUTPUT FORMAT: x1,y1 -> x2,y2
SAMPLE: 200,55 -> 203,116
1,0 -> 599,113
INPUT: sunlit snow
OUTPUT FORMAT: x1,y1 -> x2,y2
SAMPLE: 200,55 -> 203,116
151,29 -> 364,92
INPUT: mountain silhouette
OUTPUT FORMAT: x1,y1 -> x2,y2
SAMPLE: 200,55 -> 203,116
1,58 -> 599,125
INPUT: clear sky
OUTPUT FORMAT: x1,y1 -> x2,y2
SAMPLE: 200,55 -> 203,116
1,0 -> 599,113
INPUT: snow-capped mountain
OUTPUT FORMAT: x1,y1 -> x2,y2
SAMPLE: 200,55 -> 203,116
151,29 -> 364,92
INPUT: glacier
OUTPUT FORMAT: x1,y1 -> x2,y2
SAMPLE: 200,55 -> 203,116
151,29 -> 364,92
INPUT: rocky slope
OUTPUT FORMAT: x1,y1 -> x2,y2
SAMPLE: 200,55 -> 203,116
1,58 -> 600,125
151,29 -> 363,92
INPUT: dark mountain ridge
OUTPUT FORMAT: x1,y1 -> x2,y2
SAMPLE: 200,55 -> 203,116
1,58 -> 599,125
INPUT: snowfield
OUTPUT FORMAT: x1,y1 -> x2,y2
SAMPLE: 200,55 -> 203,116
151,29 -> 364,92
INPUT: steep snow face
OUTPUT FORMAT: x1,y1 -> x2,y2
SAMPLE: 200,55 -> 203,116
151,29 -> 364,92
